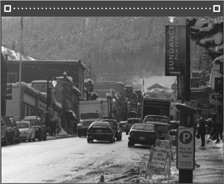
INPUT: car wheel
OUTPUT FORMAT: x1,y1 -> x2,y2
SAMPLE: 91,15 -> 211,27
28,134 -> 32,142
3,135 -> 9,146
43,137 -> 47,141
120,134 -> 122,141
128,141 -> 132,147
78,132 -> 81,137
10,134 -> 16,144
32,137 -> 35,142
110,137 -> 114,143
16,137 -> 20,143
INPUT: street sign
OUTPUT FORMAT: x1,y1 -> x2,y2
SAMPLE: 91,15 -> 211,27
177,127 -> 195,170
150,150 -> 168,170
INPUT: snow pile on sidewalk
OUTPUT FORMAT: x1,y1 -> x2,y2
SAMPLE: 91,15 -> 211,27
58,127 -> 68,136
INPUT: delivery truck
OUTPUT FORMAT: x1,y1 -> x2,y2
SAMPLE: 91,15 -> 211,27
77,99 -> 109,137
142,97 -> 171,120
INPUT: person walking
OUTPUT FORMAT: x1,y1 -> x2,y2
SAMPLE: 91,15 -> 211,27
218,123 -> 223,142
212,121 -> 220,143
198,117 -> 206,148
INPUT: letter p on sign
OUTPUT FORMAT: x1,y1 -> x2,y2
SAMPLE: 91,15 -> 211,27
183,133 -> 190,143
180,131 -> 192,144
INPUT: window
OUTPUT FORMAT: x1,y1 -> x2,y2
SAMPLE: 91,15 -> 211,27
7,73 -> 17,83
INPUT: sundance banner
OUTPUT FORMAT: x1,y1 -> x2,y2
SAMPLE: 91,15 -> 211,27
165,25 -> 186,76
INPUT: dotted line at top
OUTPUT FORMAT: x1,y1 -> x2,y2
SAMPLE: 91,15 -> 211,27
13,7 -> 212,10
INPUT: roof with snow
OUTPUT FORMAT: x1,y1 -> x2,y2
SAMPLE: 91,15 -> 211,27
84,78 -> 94,84
147,83 -> 167,90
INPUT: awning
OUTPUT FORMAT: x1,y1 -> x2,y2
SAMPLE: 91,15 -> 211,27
66,110 -> 77,120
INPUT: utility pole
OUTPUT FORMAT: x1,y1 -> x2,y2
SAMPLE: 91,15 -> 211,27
18,17 -> 23,121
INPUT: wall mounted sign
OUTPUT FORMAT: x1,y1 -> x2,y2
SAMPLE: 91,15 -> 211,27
165,25 -> 186,76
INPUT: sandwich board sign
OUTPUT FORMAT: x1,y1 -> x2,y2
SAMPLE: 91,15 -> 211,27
177,126 -> 195,170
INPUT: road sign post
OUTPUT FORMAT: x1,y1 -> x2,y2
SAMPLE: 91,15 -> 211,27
175,103 -> 197,183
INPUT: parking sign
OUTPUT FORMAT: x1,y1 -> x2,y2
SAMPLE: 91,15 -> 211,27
177,127 -> 195,170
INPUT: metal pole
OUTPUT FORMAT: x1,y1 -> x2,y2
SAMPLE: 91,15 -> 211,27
18,17 -> 23,121
185,23 -> 191,102
179,19 -> 193,184
46,77 -> 49,125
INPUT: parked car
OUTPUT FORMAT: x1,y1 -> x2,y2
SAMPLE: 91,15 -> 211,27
16,121 -> 36,142
87,121 -> 116,143
100,118 -> 122,141
119,121 -> 127,132
23,116 -> 47,141
126,118 -> 142,135
1,118 -> 8,145
128,123 -> 156,147
143,115 -> 170,139
1,116 -> 20,145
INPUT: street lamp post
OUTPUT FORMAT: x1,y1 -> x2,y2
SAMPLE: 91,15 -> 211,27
18,17 -> 23,120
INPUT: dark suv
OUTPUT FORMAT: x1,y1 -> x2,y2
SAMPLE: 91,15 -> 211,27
100,117 -> 122,141
1,116 -> 20,145
23,116 -> 47,141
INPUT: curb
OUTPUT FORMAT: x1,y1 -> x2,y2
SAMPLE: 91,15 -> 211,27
47,135 -> 76,140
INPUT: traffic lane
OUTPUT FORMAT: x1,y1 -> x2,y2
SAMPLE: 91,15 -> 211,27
2,138 -> 85,183
2,133 -> 151,183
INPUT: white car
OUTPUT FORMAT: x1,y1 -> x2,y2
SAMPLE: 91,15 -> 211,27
16,121 -> 35,142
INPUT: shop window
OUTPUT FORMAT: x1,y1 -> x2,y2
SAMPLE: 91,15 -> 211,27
7,73 -> 17,83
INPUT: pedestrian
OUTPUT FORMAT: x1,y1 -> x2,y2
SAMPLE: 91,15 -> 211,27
56,118 -> 61,135
73,119 -> 77,136
218,123 -> 223,142
211,121 -> 220,143
207,118 -> 213,138
51,118 -> 57,137
198,117 -> 206,148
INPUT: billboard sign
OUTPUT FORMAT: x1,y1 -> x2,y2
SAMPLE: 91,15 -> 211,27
165,25 -> 186,76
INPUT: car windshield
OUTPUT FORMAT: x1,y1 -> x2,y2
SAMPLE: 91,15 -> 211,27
92,125 -> 109,129
2,117 -> 12,127
81,113 -> 99,119
133,124 -> 155,131
144,116 -> 168,123
128,120 -> 139,124
102,120 -> 117,127
27,119 -> 40,126
17,122 -> 29,128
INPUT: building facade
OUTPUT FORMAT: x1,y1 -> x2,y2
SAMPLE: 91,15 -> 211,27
5,82 -> 62,122
6,60 -> 86,99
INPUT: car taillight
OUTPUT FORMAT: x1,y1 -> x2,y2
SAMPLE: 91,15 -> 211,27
88,128 -> 94,133
129,132 -> 134,136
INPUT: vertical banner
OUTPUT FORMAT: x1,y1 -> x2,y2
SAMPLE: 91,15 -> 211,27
165,25 -> 186,76
177,75 -> 184,100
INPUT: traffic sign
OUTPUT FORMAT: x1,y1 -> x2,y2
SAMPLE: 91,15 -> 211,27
177,127 -> 195,170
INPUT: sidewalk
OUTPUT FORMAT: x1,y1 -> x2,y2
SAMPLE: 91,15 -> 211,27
193,134 -> 223,183
47,134 -> 76,140
46,127 -> 77,140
